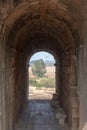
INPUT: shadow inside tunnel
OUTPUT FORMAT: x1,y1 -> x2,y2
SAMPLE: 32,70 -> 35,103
14,99 -> 69,130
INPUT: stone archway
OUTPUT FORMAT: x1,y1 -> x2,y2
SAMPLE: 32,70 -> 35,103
0,1 -> 82,130
3,29 -> 78,130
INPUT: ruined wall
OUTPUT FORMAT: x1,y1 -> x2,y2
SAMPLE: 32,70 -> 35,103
3,45 -> 28,130
59,53 -> 79,130
78,8 -> 87,130
0,40 -> 7,130
59,55 -> 73,127
0,1 -> 87,130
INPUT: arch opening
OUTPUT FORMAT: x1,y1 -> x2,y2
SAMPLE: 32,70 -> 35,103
3,25 -> 78,130
3,26 -> 79,130
1,1 -> 81,130
28,51 -> 56,100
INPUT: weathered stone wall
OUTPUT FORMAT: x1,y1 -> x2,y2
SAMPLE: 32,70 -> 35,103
59,55 -> 72,126
0,1 -> 87,130
59,54 -> 79,130
0,40 -> 7,130
78,11 -> 87,130
3,45 -> 28,130
13,52 -> 27,123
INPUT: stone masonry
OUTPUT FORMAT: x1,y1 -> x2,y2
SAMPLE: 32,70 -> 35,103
0,0 -> 87,130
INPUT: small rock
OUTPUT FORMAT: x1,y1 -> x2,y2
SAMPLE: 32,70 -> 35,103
51,99 -> 59,108
56,108 -> 67,125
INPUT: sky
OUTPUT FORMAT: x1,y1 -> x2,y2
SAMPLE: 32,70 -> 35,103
30,51 -> 55,62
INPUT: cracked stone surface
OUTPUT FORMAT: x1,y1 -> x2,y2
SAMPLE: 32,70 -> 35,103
14,100 -> 69,130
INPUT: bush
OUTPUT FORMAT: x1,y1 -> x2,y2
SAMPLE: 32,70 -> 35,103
29,79 -> 37,86
31,59 -> 46,77
29,77 -> 55,88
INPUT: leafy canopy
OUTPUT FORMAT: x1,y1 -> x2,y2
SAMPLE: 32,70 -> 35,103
31,59 -> 46,77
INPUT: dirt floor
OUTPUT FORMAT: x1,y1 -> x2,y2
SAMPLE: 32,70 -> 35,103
28,86 -> 55,99
14,86 -> 69,130
14,100 -> 69,130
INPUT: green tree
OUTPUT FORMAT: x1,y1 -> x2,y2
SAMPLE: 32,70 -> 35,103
31,59 -> 46,77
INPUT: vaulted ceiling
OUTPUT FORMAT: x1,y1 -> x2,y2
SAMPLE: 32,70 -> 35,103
3,0 -> 82,60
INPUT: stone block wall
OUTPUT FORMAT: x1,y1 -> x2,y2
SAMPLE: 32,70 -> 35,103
0,1 -> 87,130
78,19 -> 87,130
59,57 -> 72,126
1,45 -> 29,130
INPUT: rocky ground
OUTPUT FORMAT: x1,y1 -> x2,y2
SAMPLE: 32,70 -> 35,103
28,86 -> 55,99
14,86 -> 69,130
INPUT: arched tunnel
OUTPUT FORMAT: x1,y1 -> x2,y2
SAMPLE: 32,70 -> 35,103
0,1 -> 87,130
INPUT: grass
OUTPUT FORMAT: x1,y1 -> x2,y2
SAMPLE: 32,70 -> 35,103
29,77 -> 55,88
29,66 -> 55,88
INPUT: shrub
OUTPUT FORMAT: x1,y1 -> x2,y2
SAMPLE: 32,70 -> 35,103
29,77 -> 55,88
29,79 -> 37,86
31,59 -> 46,77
